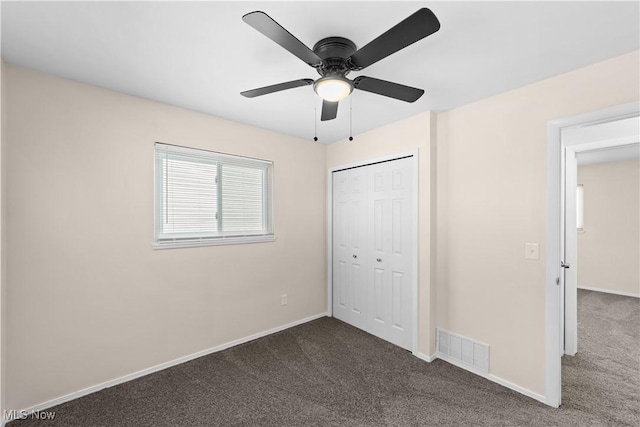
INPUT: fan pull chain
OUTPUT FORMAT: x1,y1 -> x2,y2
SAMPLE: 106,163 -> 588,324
349,96 -> 354,141
313,107 -> 318,142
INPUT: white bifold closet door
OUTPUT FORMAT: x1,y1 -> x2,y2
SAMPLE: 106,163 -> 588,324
332,156 -> 415,351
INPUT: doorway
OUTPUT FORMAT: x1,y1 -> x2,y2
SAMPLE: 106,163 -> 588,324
575,148 -> 640,298
545,102 -> 640,407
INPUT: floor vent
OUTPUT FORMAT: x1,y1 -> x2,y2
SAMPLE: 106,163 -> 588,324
437,329 -> 490,373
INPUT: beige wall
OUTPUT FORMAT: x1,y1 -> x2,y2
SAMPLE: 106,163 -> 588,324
326,111 -> 438,356
3,65 -> 327,411
577,159 -> 640,296
436,50 -> 640,395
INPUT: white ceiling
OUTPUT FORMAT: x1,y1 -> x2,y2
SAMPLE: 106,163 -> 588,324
2,1 -> 639,144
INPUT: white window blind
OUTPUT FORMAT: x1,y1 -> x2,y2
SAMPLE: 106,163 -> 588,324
154,143 -> 274,248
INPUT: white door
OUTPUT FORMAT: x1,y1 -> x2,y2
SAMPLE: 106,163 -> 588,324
366,158 -> 414,350
563,147 -> 578,355
332,166 -> 367,330
332,156 -> 415,351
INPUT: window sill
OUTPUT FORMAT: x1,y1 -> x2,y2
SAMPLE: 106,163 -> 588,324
153,234 -> 276,250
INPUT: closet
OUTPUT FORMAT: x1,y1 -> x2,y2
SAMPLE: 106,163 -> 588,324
332,155 -> 416,351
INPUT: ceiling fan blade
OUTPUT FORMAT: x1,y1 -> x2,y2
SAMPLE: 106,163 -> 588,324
348,8 -> 440,70
242,11 -> 323,67
353,76 -> 424,103
241,79 -> 314,98
321,100 -> 338,121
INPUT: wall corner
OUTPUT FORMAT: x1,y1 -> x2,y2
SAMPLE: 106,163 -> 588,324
428,111 -> 438,355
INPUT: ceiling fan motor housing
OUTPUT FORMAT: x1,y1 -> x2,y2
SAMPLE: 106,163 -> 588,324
313,37 -> 357,77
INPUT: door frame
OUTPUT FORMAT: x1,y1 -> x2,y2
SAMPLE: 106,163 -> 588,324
545,101 -> 640,407
327,149 -> 420,353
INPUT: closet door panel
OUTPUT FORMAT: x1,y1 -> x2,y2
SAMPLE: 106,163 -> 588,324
367,162 -> 391,341
348,168 -> 367,329
332,171 -> 350,323
387,158 -> 414,350
332,167 -> 367,330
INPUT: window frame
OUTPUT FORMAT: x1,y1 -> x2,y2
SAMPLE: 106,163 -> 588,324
153,142 -> 275,249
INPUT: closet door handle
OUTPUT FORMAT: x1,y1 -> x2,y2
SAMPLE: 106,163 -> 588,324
353,255 -> 357,259
376,258 -> 382,263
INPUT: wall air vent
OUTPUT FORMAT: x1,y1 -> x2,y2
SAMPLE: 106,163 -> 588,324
437,328 -> 490,374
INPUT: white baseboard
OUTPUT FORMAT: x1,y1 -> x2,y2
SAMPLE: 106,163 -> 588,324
414,349 -> 547,406
4,312 -> 329,423
436,352 -> 547,405
578,285 -> 639,298
413,351 -> 437,363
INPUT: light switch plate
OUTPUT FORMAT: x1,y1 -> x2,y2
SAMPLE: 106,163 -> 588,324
525,243 -> 539,260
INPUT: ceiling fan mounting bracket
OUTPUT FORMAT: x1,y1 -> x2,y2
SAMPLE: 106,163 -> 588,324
313,37 -> 356,60
313,37 -> 357,77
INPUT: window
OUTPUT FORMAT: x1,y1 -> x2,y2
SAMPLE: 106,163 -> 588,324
154,143 -> 274,248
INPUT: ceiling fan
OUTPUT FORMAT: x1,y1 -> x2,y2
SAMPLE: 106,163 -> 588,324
240,8 -> 440,121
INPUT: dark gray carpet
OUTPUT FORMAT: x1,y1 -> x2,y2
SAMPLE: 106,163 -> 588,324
561,289 -> 639,425
9,289 -> 639,426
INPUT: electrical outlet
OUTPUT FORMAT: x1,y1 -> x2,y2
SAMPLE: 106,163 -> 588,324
281,294 -> 288,306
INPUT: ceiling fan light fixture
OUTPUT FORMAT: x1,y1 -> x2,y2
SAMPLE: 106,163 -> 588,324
314,76 -> 353,102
